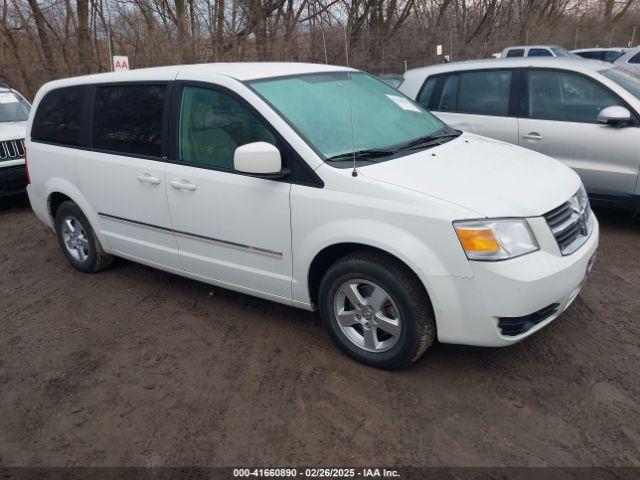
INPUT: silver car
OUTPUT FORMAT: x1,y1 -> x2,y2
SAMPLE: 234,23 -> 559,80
613,46 -> 640,75
399,57 -> 640,209
572,47 -> 628,63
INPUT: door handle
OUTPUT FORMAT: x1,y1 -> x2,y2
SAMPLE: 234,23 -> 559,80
169,179 -> 197,191
522,132 -> 543,141
137,173 -> 161,185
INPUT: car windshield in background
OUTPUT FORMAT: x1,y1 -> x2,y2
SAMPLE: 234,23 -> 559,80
552,47 -> 578,58
248,72 -> 450,161
601,67 -> 640,99
0,91 -> 30,122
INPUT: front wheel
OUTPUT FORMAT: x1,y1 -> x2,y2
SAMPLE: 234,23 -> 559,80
318,251 -> 436,369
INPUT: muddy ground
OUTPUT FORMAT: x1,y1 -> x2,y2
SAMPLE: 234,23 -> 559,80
0,196 -> 639,468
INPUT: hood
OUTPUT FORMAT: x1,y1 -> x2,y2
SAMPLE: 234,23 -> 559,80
0,121 -> 27,140
359,133 -> 581,218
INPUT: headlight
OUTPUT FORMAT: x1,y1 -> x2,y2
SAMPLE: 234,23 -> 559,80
453,219 -> 538,261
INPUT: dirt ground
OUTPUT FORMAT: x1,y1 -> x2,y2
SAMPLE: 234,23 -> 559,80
0,195 -> 639,468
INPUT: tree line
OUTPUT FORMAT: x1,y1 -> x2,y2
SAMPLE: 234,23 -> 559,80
1,0 -> 639,99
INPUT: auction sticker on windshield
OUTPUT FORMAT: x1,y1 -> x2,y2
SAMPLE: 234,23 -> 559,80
385,94 -> 421,112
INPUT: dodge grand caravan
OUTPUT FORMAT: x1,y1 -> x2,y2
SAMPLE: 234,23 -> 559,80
26,63 -> 598,369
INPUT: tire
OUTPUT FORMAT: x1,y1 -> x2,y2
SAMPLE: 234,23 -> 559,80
54,200 -> 113,273
318,250 -> 436,369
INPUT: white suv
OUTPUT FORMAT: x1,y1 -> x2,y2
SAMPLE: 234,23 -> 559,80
0,84 -> 30,197
26,63 -> 598,369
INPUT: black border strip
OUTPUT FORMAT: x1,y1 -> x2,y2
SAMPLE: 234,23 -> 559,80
98,212 -> 283,258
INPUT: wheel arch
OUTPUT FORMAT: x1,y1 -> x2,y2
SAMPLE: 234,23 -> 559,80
48,191 -> 73,219
43,178 -> 107,249
307,242 -> 432,310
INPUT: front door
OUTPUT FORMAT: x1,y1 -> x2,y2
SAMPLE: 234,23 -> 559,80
165,83 -> 293,301
518,68 -> 640,197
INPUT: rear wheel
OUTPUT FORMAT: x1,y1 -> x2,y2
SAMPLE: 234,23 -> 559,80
318,251 -> 435,369
54,201 -> 113,273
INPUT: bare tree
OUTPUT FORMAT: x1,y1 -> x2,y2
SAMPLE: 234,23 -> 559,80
26,0 -> 58,78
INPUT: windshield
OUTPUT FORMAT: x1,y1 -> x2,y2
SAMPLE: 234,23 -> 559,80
248,72 -> 449,160
552,47 -> 578,58
600,67 -> 640,98
0,91 -> 30,122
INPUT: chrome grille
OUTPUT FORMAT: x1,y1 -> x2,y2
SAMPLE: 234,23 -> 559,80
0,138 -> 25,161
544,187 -> 593,256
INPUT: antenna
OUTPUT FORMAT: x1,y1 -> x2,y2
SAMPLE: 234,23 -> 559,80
343,23 -> 358,178
325,6 -> 357,178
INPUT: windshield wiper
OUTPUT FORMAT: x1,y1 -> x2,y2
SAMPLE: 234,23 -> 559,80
396,130 -> 462,152
326,148 -> 397,162
325,130 -> 462,162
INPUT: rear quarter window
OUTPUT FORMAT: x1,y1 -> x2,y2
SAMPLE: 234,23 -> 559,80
627,52 -> 640,64
416,77 -> 437,108
32,86 -> 85,146
506,49 -> 524,58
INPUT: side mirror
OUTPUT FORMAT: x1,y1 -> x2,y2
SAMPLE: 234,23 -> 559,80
597,106 -> 631,126
234,142 -> 283,176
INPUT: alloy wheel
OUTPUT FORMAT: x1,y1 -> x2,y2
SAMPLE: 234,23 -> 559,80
333,279 -> 402,353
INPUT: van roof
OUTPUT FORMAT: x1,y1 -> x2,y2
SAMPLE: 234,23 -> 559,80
39,62 -> 353,90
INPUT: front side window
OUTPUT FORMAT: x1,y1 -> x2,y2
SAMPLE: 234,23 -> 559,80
528,48 -> 553,57
0,91 -> 30,123
458,70 -> 511,115
506,49 -> 524,58
527,69 -> 622,123
179,86 -> 276,170
32,87 -> 84,145
249,72 -> 447,160
92,84 -> 165,157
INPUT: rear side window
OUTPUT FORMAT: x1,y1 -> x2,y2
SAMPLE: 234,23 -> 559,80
528,48 -> 553,57
527,48 -> 553,57
32,87 -> 84,145
506,49 -> 524,58
92,84 -> 165,157
179,86 -> 276,170
416,77 -> 437,108
457,70 -> 511,116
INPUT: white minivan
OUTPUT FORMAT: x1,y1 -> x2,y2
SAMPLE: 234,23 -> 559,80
26,63 -> 598,369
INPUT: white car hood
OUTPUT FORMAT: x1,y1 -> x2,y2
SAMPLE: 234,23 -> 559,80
0,121 -> 27,140
359,133 -> 581,218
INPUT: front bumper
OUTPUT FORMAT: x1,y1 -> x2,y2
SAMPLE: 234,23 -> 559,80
427,215 -> 599,347
0,163 -> 26,197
